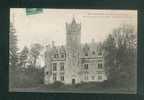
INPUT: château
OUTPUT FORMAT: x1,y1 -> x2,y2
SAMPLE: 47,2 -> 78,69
44,17 -> 107,84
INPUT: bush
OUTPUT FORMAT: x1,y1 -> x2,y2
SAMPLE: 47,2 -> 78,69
9,66 -> 44,88
51,81 -> 64,88
74,82 -> 104,89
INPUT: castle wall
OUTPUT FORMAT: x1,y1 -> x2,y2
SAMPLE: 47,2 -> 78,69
44,46 -> 107,85
44,18 -> 107,85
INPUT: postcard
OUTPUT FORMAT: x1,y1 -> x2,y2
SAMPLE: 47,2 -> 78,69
9,8 -> 137,94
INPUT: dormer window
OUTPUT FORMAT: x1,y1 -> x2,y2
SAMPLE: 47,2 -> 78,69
85,52 -> 88,56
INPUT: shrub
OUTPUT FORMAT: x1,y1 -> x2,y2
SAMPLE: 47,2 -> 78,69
51,81 -> 64,88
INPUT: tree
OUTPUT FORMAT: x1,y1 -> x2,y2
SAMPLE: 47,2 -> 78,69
103,24 -> 137,88
12,45 -> 44,88
113,25 -> 137,87
103,34 -> 117,82
9,23 -> 18,88
9,23 -> 18,67
19,46 -> 29,68
30,43 -> 43,67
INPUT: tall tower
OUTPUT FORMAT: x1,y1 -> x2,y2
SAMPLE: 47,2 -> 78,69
65,17 -> 81,84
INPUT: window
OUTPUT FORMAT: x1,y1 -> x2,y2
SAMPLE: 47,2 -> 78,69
97,71 -> 102,74
92,76 -> 95,80
98,60 -> 102,62
98,75 -> 102,80
60,62 -> 64,71
85,52 -> 88,56
53,73 -> 57,81
61,54 -> 64,58
54,54 -> 58,58
84,64 -> 88,70
60,76 -> 64,81
98,63 -> 103,69
84,72 -> 89,80
85,76 -> 88,80
92,51 -> 95,55
46,71 -> 49,75
53,63 -> 57,71
98,52 -> 102,56
60,73 -> 64,81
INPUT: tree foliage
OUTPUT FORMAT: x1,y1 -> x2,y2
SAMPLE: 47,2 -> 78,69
19,46 -> 29,67
10,44 -> 44,88
9,23 -> 18,88
9,23 -> 18,67
103,24 -> 137,88
30,43 -> 43,67
13,67 -> 44,88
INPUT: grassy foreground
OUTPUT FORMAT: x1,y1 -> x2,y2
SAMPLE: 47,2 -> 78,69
9,82 -> 136,94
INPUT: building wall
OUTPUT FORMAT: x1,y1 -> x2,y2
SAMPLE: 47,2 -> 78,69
79,56 -> 106,82
44,18 -> 107,85
49,60 -> 65,83
44,46 -> 107,84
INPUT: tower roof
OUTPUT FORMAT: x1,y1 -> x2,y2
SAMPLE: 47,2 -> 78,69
72,16 -> 76,24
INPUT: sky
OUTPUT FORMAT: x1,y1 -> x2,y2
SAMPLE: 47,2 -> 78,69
10,9 -> 137,50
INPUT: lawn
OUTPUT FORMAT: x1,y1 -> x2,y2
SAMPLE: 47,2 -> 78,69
9,82 -> 136,94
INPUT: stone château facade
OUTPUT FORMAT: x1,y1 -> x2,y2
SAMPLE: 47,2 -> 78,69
44,17 -> 107,84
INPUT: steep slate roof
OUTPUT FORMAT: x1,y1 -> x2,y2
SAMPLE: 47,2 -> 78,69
45,41 -> 103,60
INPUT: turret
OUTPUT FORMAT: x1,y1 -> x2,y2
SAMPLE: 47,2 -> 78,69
66,17 -> 81,48
66,17 -> 81,36
65,17 -> 81,84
